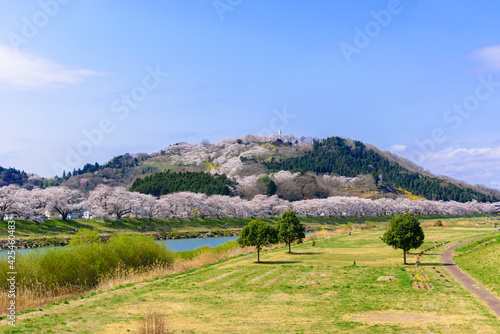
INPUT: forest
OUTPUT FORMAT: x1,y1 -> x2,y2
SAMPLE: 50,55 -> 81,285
130,171 -> 237,197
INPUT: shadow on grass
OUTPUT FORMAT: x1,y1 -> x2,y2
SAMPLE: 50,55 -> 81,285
410,263 -> 452,267
286,252 -> 323,255
256,261 -> 302,264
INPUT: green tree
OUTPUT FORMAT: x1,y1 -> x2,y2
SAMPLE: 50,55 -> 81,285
237,219 -> 277,263
277,210 -> 305,253
257,176 -> 277,196
381,213 -> 425,264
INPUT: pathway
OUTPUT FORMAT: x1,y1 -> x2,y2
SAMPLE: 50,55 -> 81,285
441,238 -> 500,317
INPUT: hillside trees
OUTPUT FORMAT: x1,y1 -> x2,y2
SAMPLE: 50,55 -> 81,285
130,171 -> 236,196
263,136 -> 498,203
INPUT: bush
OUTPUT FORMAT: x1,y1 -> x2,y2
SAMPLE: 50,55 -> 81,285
0,236 -> 174,290
69,228 -> 102,246
434,220 -> 443,227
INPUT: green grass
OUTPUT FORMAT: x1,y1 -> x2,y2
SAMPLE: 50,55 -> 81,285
1,227 -> 499,333
455,233 -> 500,296
454,235 -> 497,252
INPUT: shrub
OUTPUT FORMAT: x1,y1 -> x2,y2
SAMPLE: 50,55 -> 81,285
0,236 -> 174,290
69,228 -> 102,246
434,220 -> 443,227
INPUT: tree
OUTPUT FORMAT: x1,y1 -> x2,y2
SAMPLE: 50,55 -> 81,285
381,213 -> 424,264
277,210 -> 305,253
0,185 -> 20,221
88,185 -> 133,220
237,219 -> 277,263
44,186 -> 86,221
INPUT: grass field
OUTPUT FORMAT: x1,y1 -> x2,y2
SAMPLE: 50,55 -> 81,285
1,227 -> 499,333
455,237 -> 500,297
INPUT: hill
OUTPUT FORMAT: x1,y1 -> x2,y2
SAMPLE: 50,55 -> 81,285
4,134 -> 498,203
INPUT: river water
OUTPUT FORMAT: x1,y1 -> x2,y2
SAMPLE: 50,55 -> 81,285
0,236 -> 239,258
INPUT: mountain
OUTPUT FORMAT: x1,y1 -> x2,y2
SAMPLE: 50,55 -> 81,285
56,134 -> 499,203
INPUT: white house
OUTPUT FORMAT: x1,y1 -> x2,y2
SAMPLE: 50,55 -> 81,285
43,210 -> 62,220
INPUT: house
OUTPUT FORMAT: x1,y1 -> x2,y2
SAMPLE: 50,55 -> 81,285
83,210 -> 93,219
43,210 -> 61,219
3,214 -> 26,220
68,212 -> 84,220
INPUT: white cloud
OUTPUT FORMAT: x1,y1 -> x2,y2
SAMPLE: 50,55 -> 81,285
472,45 -> 500,71
418,146 -> 500,189
389,144 -> 407,152
0,44 -> 103,90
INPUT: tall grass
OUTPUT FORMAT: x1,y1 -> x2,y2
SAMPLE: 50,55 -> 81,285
0,235 -> 173,291
0,235 -> 174,314
135,311 -> 171,334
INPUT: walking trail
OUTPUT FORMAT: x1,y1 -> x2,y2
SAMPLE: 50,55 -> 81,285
441,238 -> 500,317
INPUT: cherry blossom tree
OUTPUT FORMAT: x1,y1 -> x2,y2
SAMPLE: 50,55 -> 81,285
44,186 -> 86,221
0,185 -> 20,221
88,185 -> 133,220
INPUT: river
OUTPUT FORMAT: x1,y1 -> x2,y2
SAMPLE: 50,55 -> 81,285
0,235 -> 239,258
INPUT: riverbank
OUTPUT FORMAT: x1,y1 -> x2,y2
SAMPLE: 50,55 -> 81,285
0,230 -> 241,250
0,227 -> 327,250
0,214 -> 496,250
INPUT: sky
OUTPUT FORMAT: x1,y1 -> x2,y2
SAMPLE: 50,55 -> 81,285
0,0 -> 499,189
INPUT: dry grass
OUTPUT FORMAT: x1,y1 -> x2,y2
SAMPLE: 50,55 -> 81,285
135,310 -> 171,334
304,229 -> 330,241
0,244 -> 257,316
0,284 -> 84,314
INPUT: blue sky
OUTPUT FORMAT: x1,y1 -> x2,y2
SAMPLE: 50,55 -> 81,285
1,0 -> 500,189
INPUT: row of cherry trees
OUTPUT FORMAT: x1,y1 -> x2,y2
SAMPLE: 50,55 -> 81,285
0,184 -> 497,222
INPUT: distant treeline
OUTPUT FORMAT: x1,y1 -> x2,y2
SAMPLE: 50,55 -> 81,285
264,137 -> 498,203
130,171 -> 237,197
0,166 -> 29,187
64,153 -> 143,179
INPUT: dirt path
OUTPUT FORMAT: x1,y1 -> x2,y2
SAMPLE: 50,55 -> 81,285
442,238 -> 500,318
